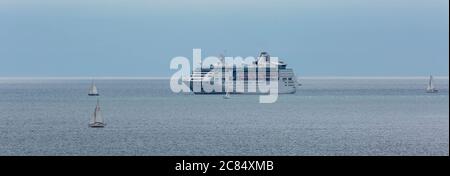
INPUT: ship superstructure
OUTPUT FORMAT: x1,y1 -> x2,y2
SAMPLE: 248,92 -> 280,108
185,52 -> 298,94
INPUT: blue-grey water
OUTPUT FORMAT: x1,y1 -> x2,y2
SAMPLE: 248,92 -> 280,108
0,78 -> 448,156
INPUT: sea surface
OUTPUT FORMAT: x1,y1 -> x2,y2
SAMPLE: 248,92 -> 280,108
0,78 -> 448,156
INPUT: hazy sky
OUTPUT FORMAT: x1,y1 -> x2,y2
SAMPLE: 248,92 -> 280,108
0,0 -> 448,77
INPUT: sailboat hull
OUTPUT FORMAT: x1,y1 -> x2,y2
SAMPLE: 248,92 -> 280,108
89,122 -> 105,128
426,89 -> 438,93
88,94 -> 100,96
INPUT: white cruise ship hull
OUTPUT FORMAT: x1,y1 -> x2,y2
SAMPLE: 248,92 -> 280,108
185,80 -> 297,94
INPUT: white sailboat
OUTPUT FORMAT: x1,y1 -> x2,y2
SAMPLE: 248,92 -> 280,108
89,99 -> 105,128
88,81 -> 99,96
223,91 -> 231,99
223,70 -> 232,99
426,75 -> 438,93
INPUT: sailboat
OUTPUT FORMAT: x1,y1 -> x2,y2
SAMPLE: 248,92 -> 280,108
223,70 -> 232,99
88,81 -> 99,96
223,91 -> 231,99
426,75 -> 438,93
89,99 -> 105,128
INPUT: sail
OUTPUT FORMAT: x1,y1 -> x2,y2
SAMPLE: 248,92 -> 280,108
94,100 -> 103,123
427,77 -> 431,90
95,108 -> 103,123
429,76 -> 435,90
89,82 -> 98,94
90,112 -> 96,124
427,76 -> 434,90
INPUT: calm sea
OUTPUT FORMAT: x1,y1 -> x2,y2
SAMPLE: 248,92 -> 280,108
0,78 -> 448,155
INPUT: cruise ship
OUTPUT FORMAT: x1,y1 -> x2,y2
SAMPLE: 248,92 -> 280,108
185,52 -> 298,94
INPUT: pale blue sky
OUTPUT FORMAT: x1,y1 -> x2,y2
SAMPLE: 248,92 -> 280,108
0,0 -> 448,77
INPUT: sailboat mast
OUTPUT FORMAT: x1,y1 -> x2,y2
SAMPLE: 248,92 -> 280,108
429,76 -> 432,86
